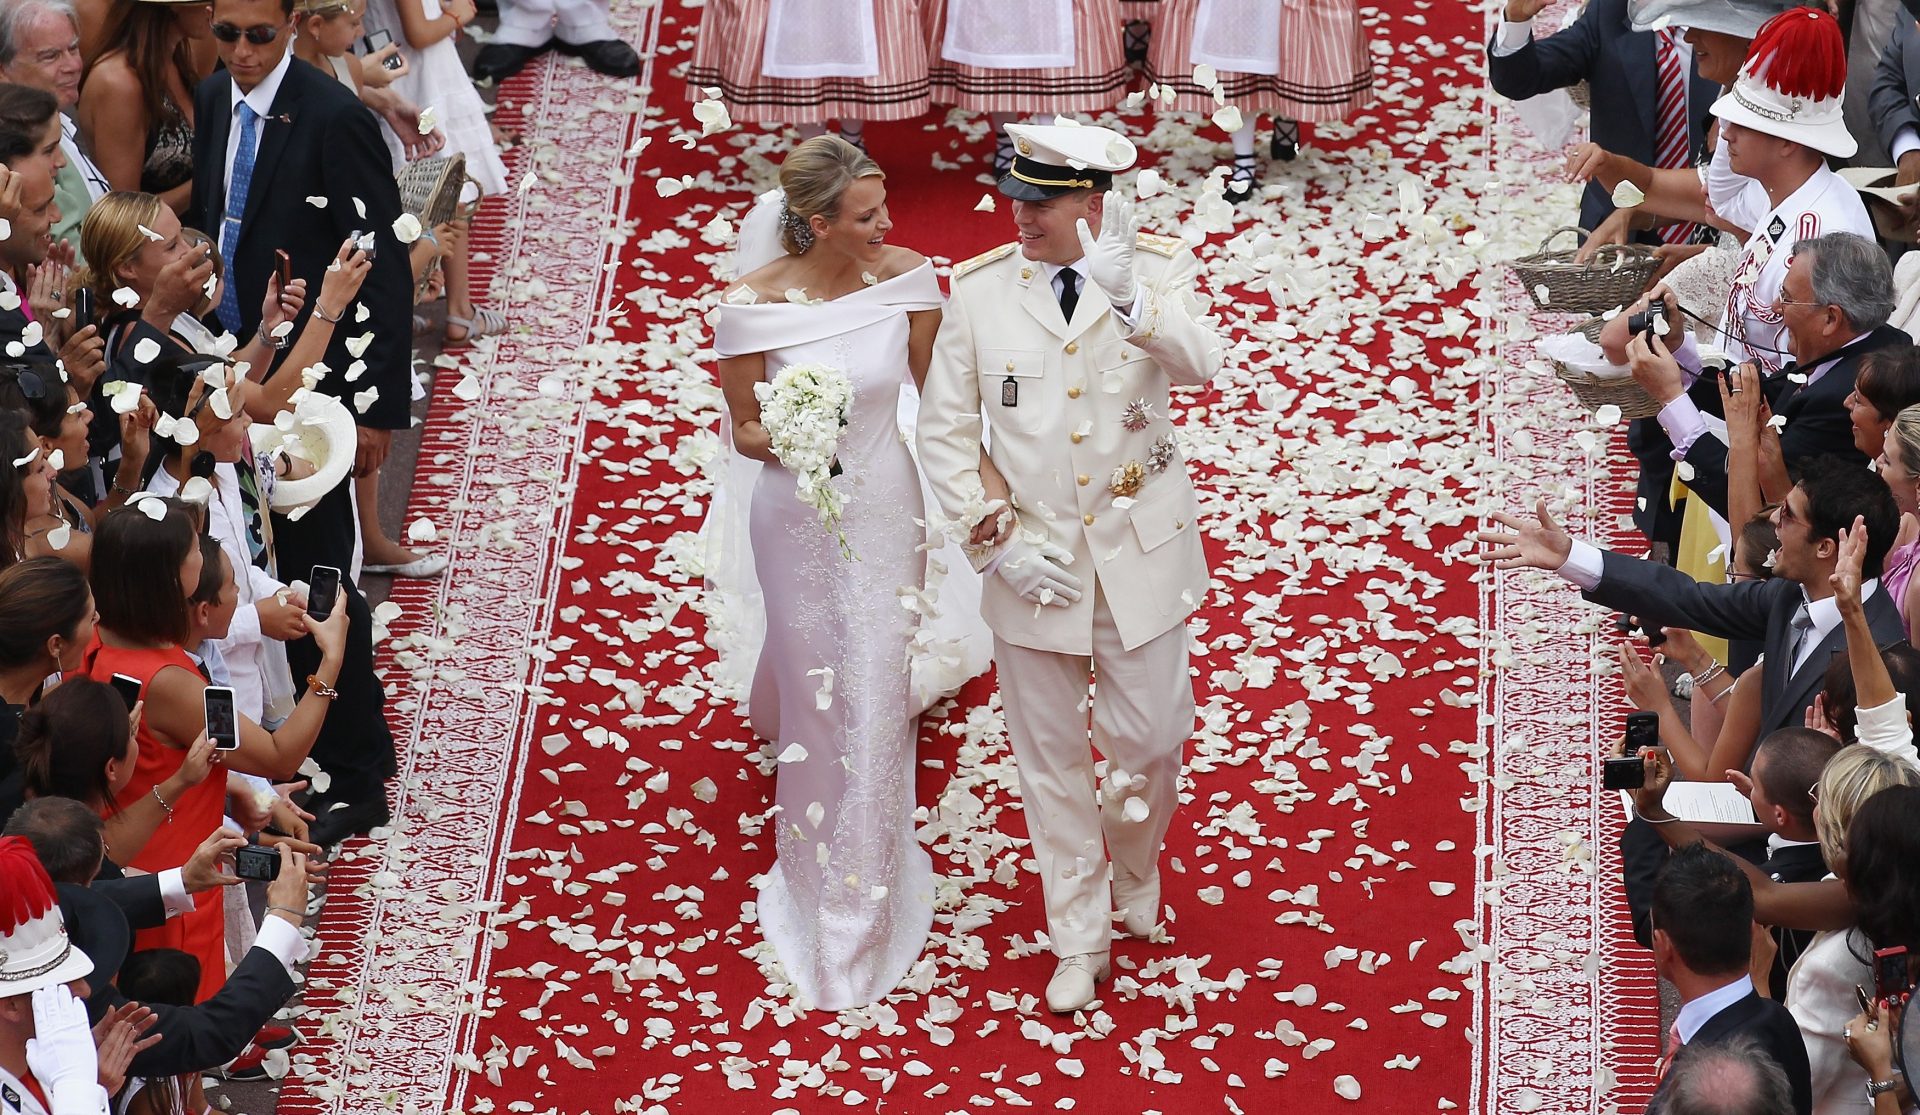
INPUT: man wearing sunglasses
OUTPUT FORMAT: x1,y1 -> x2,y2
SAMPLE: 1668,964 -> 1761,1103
187,0 -> 412,845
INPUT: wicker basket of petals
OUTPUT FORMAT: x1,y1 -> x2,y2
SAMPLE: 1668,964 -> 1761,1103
1549,317 -> 1662,420
1510,227 -> 1661,315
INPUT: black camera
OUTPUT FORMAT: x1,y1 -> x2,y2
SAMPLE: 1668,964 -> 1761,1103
1602,711 -> 1661,790
1614,613 -> 1667,649
234,844 -> 281,882
1626,308 -> 1662,337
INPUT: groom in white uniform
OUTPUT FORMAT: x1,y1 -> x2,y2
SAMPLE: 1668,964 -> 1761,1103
918,122 -> 1224,1013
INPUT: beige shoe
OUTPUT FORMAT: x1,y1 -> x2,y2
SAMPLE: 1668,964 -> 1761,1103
1114,881 -> 1162,939
1045,952 -> 1111,1014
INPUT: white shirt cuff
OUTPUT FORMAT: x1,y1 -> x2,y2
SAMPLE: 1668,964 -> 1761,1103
158,868 -> 195,919
1854,696 -> 1920,771
1492,19 -> 1533,55
1555,539 -> 1606,591
251,913 -> 309,976
1894,125 -> 1920,163
1111,287 -> 1147,326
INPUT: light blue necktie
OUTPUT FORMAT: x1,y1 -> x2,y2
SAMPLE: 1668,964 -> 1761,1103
216,101 -> 259,334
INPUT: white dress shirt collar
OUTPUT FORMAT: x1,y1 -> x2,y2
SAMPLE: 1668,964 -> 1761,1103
1040,258 -> 1083,293
1794,580 -> 1876,674
232,47 -> 296,123
1674,974 -> 1754,1044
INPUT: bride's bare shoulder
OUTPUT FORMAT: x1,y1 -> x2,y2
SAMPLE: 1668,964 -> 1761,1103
725,258 -> 798,303
878,246 -> 928,280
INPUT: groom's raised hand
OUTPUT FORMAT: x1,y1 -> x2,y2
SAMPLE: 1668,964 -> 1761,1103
1476,499 -> 1575,571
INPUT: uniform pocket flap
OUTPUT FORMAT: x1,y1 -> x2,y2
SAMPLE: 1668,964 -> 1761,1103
1129,479 -> 1196,554
983,347 -> 1047,378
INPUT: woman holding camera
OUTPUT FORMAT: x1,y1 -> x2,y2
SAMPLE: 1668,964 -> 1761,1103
83,499 -> 345,1001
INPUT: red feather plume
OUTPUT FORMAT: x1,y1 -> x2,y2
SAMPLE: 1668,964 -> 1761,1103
1741,8 -> 1847,100
0,835 -> 57,929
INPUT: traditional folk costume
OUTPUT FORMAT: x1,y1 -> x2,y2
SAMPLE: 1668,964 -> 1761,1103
1144,0 -> 1375,197
921,0 -> 1131,172
684,0 -> 932,138
0,839 -> 111,1115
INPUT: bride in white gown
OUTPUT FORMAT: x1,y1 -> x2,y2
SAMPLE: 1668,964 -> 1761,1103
705,137 -> 998,1010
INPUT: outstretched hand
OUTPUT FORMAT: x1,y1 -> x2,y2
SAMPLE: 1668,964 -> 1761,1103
1475,498 -> 1575,571
1831,515 -> 1868,615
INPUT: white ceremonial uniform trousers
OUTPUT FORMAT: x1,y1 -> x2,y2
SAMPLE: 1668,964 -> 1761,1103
994,585 -> 1193,958
493,0 -> 617,48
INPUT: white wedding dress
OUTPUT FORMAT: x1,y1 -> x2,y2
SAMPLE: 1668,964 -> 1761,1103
704,199 -> 991,1009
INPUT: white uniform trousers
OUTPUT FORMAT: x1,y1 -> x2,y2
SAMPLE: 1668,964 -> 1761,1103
994,585 -> 1193,957
493,0 -> 618,48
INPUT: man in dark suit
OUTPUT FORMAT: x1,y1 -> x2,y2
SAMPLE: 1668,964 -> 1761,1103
1486,0 -> 1720,239
1643,844 -> 1812,1114
1870,18 -> 1920,199
1629,234 -> 1903,521
6,797 -> 311,1078
1621,726 -> 1836,1001
1657,1034 -> 1798,1114
187,0 -> 414,841
1479,457 -> 1906,737
0,81 -> 101,380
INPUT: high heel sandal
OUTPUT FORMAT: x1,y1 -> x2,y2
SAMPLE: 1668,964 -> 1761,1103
1270,119 -> 1300,162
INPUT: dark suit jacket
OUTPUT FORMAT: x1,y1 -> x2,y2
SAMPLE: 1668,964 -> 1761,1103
1871,18 -> 1920,160
1583,551 -> 1907,736
1486,0 -> 1719,236
1646,990 -> 1814,1114
0,300 -> 56,360
1762,841 -> 1827,998
58,883 -> 298,1077
1677,327 -> 1902,519
186,55 -> 412,432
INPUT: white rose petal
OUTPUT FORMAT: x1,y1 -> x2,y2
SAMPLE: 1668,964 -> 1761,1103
392,213 -> 423,243
1610,180 -> 1646,208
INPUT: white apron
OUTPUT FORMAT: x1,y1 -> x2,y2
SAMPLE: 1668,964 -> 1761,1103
942,0 -> 1075,69
1191,0 -> 1282,75
762,0 -> 880,78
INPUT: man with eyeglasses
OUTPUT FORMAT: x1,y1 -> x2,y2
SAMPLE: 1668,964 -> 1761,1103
187,0 -> 411,845
1620,232 -> 1907,522
1479,456 -> 1906,737
0,0 -> 106,259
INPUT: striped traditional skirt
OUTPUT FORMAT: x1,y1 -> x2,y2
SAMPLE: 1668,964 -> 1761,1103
684,0 -> 932,124
924,0 -> 1131,114
1143,0 -> 1375,122
1120,0 -> 1163,22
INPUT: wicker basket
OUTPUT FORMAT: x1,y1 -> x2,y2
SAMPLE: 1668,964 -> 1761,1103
1550,317 -> 1662,419
397,153 -> 470,229
1510,226 -> 1661,315
1569,80 -> 1591,110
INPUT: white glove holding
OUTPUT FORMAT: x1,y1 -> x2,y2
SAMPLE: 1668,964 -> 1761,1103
1074,189 -> 1140,308
26,984 -> 108,1115
994,538 -> 1083,607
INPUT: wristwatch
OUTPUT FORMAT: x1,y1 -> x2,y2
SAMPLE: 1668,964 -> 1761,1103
1866,1077 -> 1901,1099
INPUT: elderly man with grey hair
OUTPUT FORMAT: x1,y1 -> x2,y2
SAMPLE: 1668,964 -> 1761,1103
0,0 -> 103,256
1619,231 -> 1910,521
1656,1034 -> 1797,1115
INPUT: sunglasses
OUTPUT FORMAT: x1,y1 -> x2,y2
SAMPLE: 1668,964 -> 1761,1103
7,369 -> 46,400
211,21 -> 282,43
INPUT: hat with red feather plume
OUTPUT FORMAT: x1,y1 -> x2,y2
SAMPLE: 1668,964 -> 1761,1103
1710,6 -> 1856,158
0,836 -> 93,997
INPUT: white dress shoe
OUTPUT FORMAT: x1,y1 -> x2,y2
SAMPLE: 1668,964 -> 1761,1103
1114,885 -> 1162,939
1045,952 -> 1110,1014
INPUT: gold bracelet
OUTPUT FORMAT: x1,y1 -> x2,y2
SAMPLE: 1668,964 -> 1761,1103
306,675 -> 340,701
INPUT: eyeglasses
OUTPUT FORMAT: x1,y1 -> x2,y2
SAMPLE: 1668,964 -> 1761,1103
1726,570 -> 1763,583
1772,294 -> 1828,311
210,21 -> 282,43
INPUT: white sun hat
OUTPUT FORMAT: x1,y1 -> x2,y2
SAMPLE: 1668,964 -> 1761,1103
0,837 -> 94,998
251,392 -> 358,520
1709,7 -> 1856,159
1626,0 -> 1798,39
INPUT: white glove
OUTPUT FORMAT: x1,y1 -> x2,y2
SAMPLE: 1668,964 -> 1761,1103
994,538 -> 1083,607
1074,189 -> 1140,308
26,985 -> 108,1115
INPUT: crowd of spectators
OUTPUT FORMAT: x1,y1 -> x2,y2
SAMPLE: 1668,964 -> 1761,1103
1485,1 -> 1920,1111
0,0 -> 599,1102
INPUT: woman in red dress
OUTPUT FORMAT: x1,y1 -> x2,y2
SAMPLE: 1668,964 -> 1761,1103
85,496 -> 347,1002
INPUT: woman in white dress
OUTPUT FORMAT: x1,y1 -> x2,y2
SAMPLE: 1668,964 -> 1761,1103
709,136 -> 998,1010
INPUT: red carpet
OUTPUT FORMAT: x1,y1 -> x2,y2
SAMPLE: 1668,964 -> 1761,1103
269,1 -> 1662,1112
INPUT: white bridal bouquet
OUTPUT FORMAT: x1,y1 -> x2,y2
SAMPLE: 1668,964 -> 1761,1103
754,362 -> 854,558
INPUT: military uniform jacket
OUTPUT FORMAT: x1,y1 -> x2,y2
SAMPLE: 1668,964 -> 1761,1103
917,233 -> 1224,655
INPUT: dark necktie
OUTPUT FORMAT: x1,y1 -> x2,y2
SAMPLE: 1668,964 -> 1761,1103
1057,268 -> 1080,322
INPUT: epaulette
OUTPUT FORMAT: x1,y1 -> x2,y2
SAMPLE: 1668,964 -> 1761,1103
951,242 -> 1018,279
1134,232 -> 1186,257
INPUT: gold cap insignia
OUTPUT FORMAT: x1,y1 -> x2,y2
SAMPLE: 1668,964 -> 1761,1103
1016,138 -> 1032,156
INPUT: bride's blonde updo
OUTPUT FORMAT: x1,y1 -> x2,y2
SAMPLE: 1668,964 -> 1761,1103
778,136 -> 884,256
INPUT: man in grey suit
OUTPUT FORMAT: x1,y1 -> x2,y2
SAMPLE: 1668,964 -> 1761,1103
1479,456 -> 1904,736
